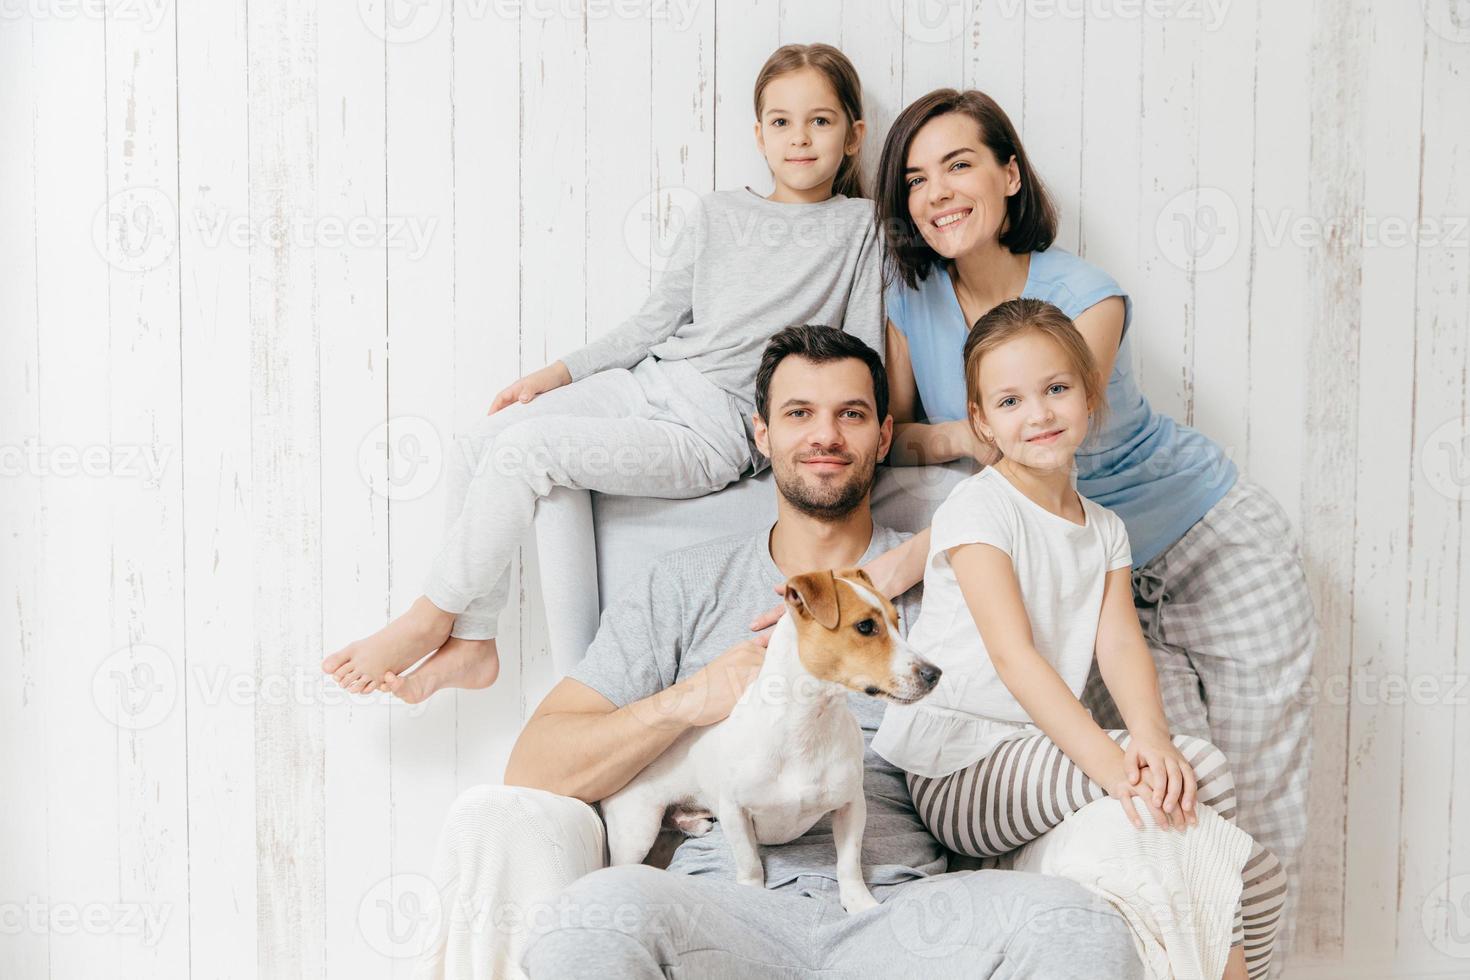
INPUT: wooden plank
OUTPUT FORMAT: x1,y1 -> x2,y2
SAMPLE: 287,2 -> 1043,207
1136,7 -> 1202,425
1021,0 -> 1083,252
967,0 -> 1024,125
317,3 -> 393,977
1189,0 -> 1256,463
778,0 -> 842,45
1245,0 -> 1310,528
840,0 -> 905,196
103,2 -> 190,973
1293,0 -> 1371,958
901,0 -> 965,104
245,2 -> 327,974
176,2 -> 260,975
383,7 -> 460,975
1076,0 -> 1143,311
0,14 -> 48,978
449,1 -> 527,787
32,12 -> 120,978
714,0 -> 779,192
1399,7 -> 1470,969
173,1 -> 261,978
1339,0 -> 1424,966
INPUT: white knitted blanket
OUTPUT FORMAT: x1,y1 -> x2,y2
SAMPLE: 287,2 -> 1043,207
1008,798 -> 1252,980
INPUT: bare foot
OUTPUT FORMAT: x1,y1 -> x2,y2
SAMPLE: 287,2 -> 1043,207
323,596 -> 456,694
383,636 -> 500,705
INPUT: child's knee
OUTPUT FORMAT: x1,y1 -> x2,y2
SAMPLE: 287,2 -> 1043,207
1170,735 -> 1237,809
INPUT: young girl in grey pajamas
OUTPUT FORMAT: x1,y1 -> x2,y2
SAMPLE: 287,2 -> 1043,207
870,299 -> 1286,980
322,43 -> 885,704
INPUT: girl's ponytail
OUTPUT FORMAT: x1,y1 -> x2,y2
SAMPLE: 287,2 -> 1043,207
753,43 -> 866,199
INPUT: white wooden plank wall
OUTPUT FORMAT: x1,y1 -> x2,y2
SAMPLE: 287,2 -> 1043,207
2,1 -> 1467,977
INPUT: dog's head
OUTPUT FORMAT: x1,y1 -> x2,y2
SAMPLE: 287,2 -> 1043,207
782,567 -> 941,705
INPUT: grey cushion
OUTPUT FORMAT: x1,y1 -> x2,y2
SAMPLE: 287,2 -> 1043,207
531,461 -> 976,674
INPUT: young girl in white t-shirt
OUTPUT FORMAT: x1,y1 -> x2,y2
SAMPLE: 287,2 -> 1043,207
870,298 -> 1284,980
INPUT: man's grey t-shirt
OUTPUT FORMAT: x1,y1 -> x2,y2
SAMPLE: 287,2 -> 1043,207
568,523 -> 947,890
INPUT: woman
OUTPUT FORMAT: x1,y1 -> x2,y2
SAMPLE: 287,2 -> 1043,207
867,88 -> 1315,963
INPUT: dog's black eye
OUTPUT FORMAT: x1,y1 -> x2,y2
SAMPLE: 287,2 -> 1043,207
855,619 -> 876,636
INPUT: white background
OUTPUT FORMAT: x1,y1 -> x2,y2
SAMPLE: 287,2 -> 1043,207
2,0 -> 1468,977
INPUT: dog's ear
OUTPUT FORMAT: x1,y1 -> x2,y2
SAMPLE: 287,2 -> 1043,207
839,567 -> 876,592
784,570 -> 842,630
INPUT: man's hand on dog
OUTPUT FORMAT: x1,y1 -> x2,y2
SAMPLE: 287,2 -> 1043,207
676,639 -> 768,727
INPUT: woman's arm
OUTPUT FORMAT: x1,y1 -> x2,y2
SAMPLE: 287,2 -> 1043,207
885,320 -> 982,467
862,527 -> 931,600
1071,296 -> 1126,390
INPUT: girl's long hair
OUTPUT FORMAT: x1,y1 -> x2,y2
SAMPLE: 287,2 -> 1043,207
753,44 -> 866,200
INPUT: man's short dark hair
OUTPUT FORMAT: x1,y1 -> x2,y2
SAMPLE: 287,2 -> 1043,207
754,325 -> 889,423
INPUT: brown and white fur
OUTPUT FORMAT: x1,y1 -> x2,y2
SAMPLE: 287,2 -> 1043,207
598,567 -> 941,913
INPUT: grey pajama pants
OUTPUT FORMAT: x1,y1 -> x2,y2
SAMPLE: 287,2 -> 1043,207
523,864 -> 1145,979
425,356 -> 752,639
907,731 -> 1287,979
1082,477 -> 1317,977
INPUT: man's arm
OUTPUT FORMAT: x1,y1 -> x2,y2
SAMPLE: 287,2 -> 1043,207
504,638 -> 767,804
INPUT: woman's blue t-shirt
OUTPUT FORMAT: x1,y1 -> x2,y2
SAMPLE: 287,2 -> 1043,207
887,247 -> 1237,568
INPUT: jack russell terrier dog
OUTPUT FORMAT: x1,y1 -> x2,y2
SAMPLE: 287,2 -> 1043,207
599,566 -> 941,914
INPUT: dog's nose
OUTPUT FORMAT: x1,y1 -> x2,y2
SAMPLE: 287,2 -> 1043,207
916,663 -> 942,687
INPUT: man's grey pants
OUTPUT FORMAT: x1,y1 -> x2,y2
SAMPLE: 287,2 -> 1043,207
410,787 -> 1142,980
523,862 -> 1143,979
425,356 -> 751,639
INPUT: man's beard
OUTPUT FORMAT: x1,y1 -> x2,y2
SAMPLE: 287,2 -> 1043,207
772,450 -> 876,521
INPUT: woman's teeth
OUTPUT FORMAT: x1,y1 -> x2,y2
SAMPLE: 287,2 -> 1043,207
934,210 -> 970,228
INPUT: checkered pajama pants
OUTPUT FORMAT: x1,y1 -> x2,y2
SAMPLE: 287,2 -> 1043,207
1083,478 -> 1317,977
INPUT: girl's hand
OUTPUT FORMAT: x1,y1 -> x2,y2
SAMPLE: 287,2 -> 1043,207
488,361 -> 572,415
1124,732 -> 1198,830
1101,763 -> 1173,831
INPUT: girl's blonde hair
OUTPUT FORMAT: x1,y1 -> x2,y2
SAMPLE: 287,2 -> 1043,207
962,298 -> 1107,453
753,44 -> 866,199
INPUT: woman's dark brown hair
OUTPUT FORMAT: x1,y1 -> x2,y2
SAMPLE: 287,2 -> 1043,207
753,44 -> 866,200
876,89 -> 1057,290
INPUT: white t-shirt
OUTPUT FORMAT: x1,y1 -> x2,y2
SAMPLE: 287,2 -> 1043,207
872,466 -> 1133,778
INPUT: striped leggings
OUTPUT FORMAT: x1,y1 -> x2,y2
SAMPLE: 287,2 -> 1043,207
907,731 -> 1287,979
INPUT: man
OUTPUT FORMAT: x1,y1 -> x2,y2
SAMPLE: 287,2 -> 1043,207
418,326 -> 1143,979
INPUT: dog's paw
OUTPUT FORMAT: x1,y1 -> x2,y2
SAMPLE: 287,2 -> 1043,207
735,873 -> 766,889
666,807 -> 715,837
